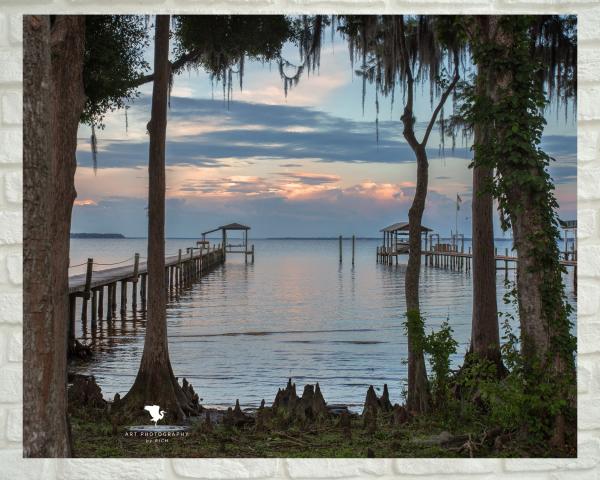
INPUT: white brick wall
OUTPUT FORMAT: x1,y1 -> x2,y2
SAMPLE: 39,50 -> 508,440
0,3 -> 598,479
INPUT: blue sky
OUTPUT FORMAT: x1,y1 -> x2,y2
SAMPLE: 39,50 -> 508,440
72,30 -> 576,238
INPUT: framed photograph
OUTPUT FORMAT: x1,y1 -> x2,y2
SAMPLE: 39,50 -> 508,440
22,14 -> 577,458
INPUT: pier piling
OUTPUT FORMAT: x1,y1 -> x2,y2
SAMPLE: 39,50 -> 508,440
68,242 -> 226,342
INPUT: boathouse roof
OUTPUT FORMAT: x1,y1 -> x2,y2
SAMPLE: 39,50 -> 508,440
380,222 -> 432,233
202,222 -> 250,236
220,222 -> 250,231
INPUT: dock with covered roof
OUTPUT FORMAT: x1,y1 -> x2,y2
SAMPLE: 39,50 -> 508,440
376,220 -> 577,289
377,222 -> 432,265
202,222 -> 255,264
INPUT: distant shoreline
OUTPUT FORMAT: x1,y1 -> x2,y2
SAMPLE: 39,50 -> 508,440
71,236 -> 515,242
70,233 -> 125,239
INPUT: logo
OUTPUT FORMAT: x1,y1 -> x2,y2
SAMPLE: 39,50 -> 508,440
124,404 -> 190,443
144,404 -> 166,426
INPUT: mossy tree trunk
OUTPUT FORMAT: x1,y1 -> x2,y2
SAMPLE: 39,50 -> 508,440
470,15 -> 575,445
470,16 -> 502,372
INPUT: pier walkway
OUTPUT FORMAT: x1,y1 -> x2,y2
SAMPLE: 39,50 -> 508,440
68,243 -> 225,342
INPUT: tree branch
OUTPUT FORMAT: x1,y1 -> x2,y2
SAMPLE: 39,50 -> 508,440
398,15 -> 420,151
131,50 -> 201,88
420,48 -> 460,147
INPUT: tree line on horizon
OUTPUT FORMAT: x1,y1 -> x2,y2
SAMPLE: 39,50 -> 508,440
23,14 -> 576,457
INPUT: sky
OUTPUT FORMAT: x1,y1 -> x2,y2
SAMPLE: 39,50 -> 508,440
72,29 -> 577,239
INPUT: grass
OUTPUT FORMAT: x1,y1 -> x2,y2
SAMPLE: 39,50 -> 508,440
69,406 -> 567,458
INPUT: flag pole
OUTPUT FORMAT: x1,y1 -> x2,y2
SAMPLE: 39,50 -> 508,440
455,193 -> 460,248
455,198 -> 458,239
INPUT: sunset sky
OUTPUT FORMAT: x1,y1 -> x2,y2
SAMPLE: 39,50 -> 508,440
72,33 -> 576,238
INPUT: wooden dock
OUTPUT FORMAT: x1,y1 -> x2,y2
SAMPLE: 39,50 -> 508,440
68,243 -> 225,343
377,243 -> 577,288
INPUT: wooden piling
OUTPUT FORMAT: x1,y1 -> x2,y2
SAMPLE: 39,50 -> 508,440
106,285 -> 113,321
91,289 -> 98,327
120,280 -> 127,316
110,282 -> 117,318
132,280 -> 138,312
141,273 -> 147,308
339,235 -> 342,263
98,286 -> 104,320
81,258 -> 93,323
69,294 -> 76,341
352,235 -> 355,266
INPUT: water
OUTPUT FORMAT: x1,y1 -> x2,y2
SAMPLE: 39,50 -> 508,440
69,238 -> 577,411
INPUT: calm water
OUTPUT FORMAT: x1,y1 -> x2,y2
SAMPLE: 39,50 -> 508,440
69,238 -> 577,411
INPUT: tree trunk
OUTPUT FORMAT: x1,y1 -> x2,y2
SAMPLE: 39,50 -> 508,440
49,15 -> 87,361
473,15 -> 575,445
121,15 -> 198,421
470,16 -> 502,371
405,145 -> 431,414
23,15 -> 72,458
396,16 -> 459,414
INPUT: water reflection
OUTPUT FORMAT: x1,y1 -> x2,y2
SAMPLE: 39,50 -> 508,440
70,238 -> 576,411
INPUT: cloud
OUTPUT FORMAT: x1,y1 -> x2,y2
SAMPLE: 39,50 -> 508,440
72,93 -> 576,238
77,96 -> 472,171
277,172 -> 341,185
74,198 -> 98,207
280,163 -> 303,168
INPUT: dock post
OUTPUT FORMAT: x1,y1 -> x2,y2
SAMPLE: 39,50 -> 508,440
468,247 -> 471,272
132,280 -> 138,312
69,294 -> 76,343
106,285 -> 113,321
98,286 -> 104,320
140,274 -> 147,309
460,240 -> 464,271
132,253 -> 139,311
251,244 -> 255,263
81,258 -> 93,323
175,265 -> 179,292
352,235 -> 355,266
91,289 -> 98,327
339,235 -> 342,264
494,247 -> 498,272
133,252 -> 140,279
505,247 -> 509,281
111,282 -> 117,315
120,280 -> 127,316
169,266 -> 174,296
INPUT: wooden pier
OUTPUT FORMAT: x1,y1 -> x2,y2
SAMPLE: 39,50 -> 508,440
68,242 -> 225,343
378,239 -> 577,288
375,220 -> 577,288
